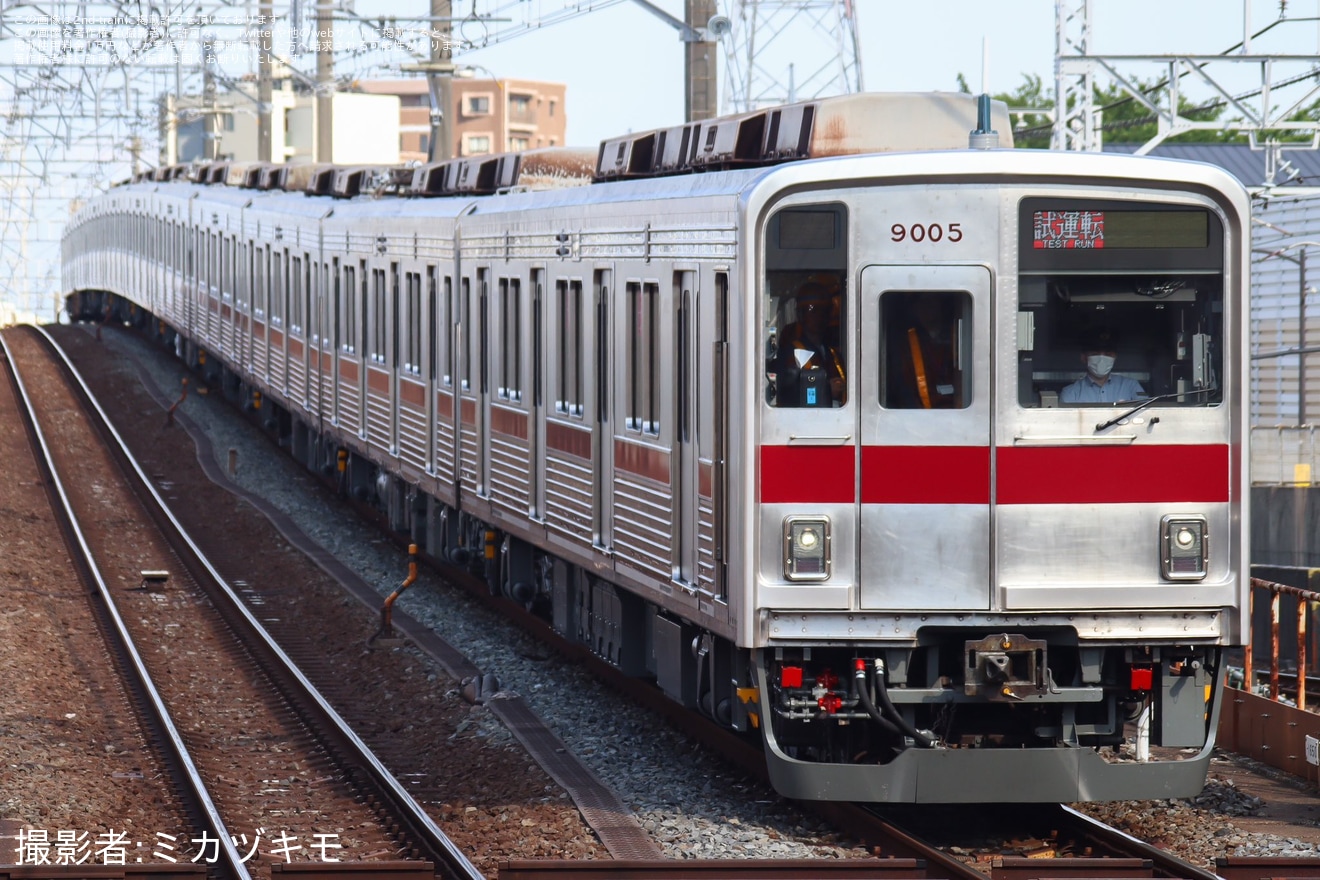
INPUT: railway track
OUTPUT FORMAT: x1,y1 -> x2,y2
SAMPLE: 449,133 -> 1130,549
2,325 -> 479,880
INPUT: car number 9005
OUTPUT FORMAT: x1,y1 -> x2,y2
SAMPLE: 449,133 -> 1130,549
891,223 -> 963,243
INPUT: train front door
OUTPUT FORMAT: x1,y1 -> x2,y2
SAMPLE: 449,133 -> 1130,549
858,265 -> 992,611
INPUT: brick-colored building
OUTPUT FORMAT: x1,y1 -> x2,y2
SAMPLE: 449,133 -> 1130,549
359,77 -> 567,162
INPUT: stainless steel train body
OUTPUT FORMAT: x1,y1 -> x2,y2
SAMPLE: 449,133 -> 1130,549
62,96 -> 1250,803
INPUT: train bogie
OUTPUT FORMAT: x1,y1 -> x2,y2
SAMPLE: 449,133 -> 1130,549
62,92 -> 1249,804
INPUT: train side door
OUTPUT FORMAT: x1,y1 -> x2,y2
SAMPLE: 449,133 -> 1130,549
674,269 -> 699,587
592,270 -> 614,550
858,265 -> 992,610
459,269 -> 491,498
357,260 -> 369,439
530,269 -> 546,520
477,268 -> 491,496
705,271 -> 730,603
308,259 -> 323,417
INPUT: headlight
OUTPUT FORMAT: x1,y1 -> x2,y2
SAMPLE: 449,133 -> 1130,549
1161,515 -> 1208,581
784,516 -> 831,581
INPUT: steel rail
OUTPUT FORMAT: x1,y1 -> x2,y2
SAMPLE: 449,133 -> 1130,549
1056,805 -> 1222,880
1,327 -> 253,880
28,323 -> 483,880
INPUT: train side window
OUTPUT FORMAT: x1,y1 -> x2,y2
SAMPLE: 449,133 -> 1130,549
271,250 -> 284,327
370,267 -> 387,364
440,274 -> 453,387
342,265 -> 357,354
222,237 -> 232,301
460,277 -> 472,391
555,278 -> 584,417
879,291 -> 972,410
762,203 -> 847,409
498,277 -> 522,402
297,255 -> 309,336
403,270 -> 422,376
626,281 -> 661,435
290,255 -> 303,334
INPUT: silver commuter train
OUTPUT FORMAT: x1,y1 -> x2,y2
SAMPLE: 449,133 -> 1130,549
62,92 -> 1250,803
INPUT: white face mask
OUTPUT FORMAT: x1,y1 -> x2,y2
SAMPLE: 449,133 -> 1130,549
1087,354 -> 1116,378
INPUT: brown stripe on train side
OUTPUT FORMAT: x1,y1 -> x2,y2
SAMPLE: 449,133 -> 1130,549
699,461 -> 712,498
338,358 -> 359,382
366,366 -> 390,394
546,419 -> 591,459
288,337 -> 303,359
221,304 -> 231,319
435,387 -> 454,412
491,404 -> 529,440
615,438 -> 670,485
399,377 -> 425,408
254,319 -> 265,335
270,327 -> 284,347
319,350 -> 333,371
460,396 -> 476,426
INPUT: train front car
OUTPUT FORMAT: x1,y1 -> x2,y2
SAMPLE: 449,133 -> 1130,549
747,150 -> 1250,803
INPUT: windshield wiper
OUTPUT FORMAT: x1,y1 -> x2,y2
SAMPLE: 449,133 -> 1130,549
1094,386 -> 1218,433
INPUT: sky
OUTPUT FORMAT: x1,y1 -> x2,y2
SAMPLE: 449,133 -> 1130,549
440,0 -> 1320,147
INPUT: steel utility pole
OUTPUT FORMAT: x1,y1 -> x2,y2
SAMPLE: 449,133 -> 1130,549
431,0 -> 453,160
403,1 -> 454,161
686,0 -> 718,121
258,0 -> 274,162
629,0 -> 722,122
316,0 -> 334,162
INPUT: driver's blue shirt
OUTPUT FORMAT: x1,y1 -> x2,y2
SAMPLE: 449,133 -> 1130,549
1060,373 -> 1146,404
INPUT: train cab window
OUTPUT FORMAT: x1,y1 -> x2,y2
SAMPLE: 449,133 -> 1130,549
763,204 -> 848,408
1016,200 -> 1224,409
880,291 -> 972,409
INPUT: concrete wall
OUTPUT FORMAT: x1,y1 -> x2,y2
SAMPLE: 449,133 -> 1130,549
1251,486 -> 1320,568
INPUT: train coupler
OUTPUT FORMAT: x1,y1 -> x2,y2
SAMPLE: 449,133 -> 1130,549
964,633 -> 1049,700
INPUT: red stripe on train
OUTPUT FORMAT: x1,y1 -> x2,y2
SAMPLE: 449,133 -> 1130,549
862,445 -> 991,504
995,444 -> 1230,504
759,444 -> 1230,505
761,446 -> 856,504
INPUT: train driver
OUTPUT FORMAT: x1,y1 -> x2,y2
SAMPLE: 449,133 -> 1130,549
1059,329 -> 1146,404
775,281 -> 846,407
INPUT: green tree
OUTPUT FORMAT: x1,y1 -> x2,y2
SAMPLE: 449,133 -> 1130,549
957,71 -> 1247,148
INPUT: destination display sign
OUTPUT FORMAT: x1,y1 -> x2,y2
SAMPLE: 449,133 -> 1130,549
1032,210 -> 1208,249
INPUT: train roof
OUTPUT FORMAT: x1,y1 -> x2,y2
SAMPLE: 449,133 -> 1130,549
72,92 -> 1250,231
97,148 -> 1249,233
414,148 -> 1253,223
